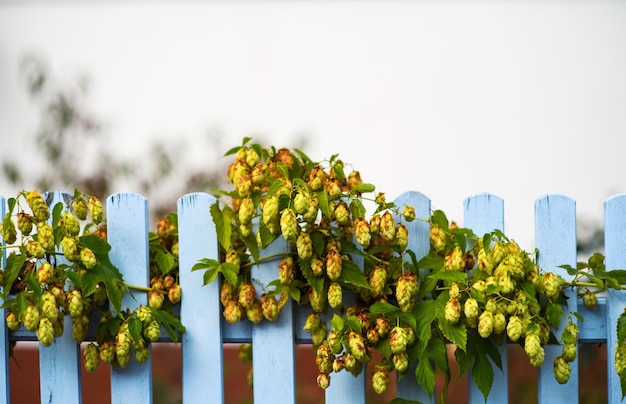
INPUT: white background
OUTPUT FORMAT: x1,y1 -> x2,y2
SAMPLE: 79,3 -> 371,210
1,1 -> 625,249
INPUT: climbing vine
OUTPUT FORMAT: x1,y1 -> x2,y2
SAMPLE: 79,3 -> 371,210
2,137 -> 626,401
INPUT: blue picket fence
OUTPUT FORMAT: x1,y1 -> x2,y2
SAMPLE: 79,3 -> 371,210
1,191 -> 626,403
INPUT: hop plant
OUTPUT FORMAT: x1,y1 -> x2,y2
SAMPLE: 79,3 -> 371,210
2,219 -> 17,245
445,246 -> 464,271
396,271 -> 418,312
463,298 -> 479,320
143,319 -> 161,342
37,262 -> 53,285
553,355 -> 571,384
60,211 -> 80,236
326,250 -> 343,282
262,196 -> 280,235
84,343 -> 100,373
354,218 -> 371,248
100,341 -> 115,364
37,222 -> 54,251
87,196 -> 104,224
327,282 -> 343,309
24,305 -> 41,332
280,209 -> 299,244
26,241 -> 45,259
429,224 -> 447,253
369,265 -> 388,299
507,315 -> 523,342
37,317 -> 55,347
278,257 -> 295,286
17,212 -> 33,236
380,212 -> 396,242
372,364 -> 389,394
261,294 -> 279,321
389,326 -> 408,354
72,197 -> 88,220
296,233 -> 313,260
6,311 -> 20,331
26,190 -> 50,223
61,236 -> 80,262
67,290 -> 84,318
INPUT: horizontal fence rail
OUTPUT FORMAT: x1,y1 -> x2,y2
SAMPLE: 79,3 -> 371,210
1,191 -> 625,403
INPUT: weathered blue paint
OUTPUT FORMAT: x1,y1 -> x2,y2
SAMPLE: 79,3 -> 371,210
605,194 -> 626,404
251,234 -> 296,402
106,192 -> 152,404
465,193 -> 507,403
39,192 -> 82,404
394,191 -> 435,404
535,195 -> 578,403
177,193 -> 224,403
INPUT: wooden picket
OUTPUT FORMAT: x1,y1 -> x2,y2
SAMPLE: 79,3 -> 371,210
1,191 -> 626,403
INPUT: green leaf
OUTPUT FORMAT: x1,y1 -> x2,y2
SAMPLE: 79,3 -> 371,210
546,303 -> 563,329
330,314 -> 344,332
430,210 -> 449,229
621,369 -> 626,400
605,269 -> 626,285
415,354 -> 436,397
472,350 -> 495,401
2,254 -> 26,295
299,259 -> 323,295
154,251 -> 176,275
219,263 -> 239,286
52,202 -> 64,229
210,203 -> 231,251
345,315 -> 362,334
78,235 -> 110,258
7,197 -> 16,214
128,317 -> 143,341
390,398 -> 423,404
310,231 -> 326,256
415,300 -> 436,342
349,199 -> 366,220
351,183 -> 375,194
203,268 -> 219,286
370,302 -> 400,314
417,251 -> 444,271
151,309 -> 186,343
617,311 -> 626,343
243,232 -> 260,263
438,316 -> 467,352
192,258 -> 219,271
317,190 -> 330,219
426,335 -> 449,379
428,271 -> 467,283
340,260 -> 369,289
558,264 -> 579,277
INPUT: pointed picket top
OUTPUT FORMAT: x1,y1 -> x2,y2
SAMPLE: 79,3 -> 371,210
534,194 -> 578,403
604,194 -> 626,403
106,192 -> 152,404
464,193 -> 507,404
0,196 -> 9,404
394,191 -> 434,404
177,192 -> 225,403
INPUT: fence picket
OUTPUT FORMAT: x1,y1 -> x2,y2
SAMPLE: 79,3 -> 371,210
394,191 -> 435,403
464,193 -> 507,403
604,194 -> 626,403
178,193 -> 224,403
0,196 -> 8,404
251,235 -> 296,402
39,191 -> 82,404
534,194 -> 578,403
107,193 -> 152,404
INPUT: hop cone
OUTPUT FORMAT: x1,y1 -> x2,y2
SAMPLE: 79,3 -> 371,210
60,211 -> 80,236
327,282 -> 343,309
262,196 -> 280,235
396,272 -> 418,312
87,196 -> 104,224
17,212 -> 33,236
26,191 -> 50,223
296,232 -> 313,260
369,265 -> 388,299
73,197 -> 88,220
37,317 -> 55,347
372,365 -> 389,394
380,212 -> 396,242
84,343 -> 100,372
326,250 -> 342,282
389,326 -> 408,354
